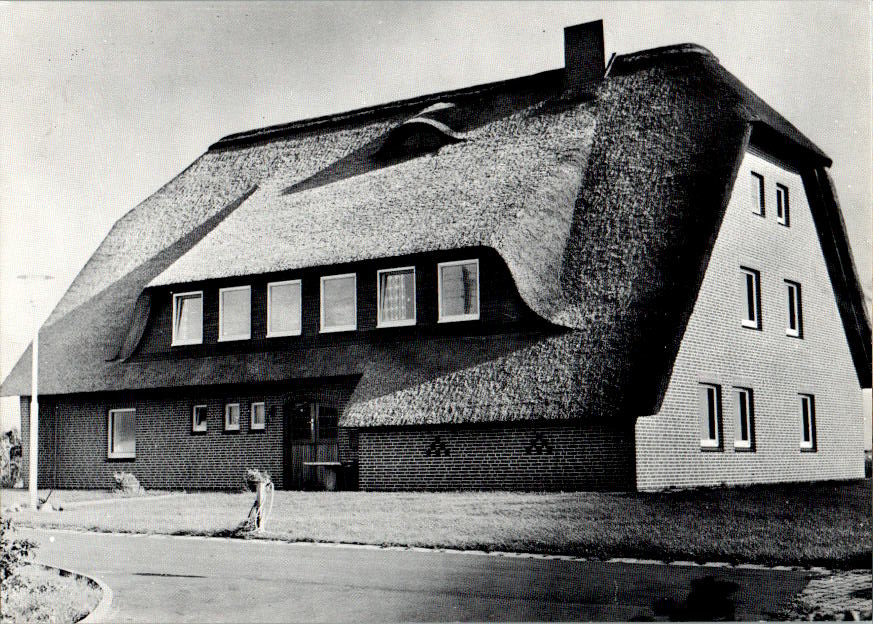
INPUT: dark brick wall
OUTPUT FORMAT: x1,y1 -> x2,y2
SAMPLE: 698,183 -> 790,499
21,393 -> 635,492
358,420 -> 635,491
20,379 -> 358,491
136,247 -> 543,359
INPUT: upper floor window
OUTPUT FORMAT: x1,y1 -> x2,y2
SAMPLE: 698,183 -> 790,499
107,408 -> 136,459
320,273 -> 357,333
377,267 -> 416,327
172,291 -> 203,346
267,280 -> 302,337
192,405 -> 208,433
741,267 -> 762,330
785,280 -> 803,338
799,394 -> 816,451
776,184 -> 790,226
733,387 -> 754,450
699,383 -> 722,449
750,172 -> 765,216
218,286 -> 251,341
438,259 -> 479,322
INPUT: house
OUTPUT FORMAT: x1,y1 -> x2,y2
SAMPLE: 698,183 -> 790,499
2,21 -> 869,491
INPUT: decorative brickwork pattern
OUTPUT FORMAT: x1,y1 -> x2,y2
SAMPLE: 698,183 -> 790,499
525,432 -> 554,455
635,148 -> 865,490
358,421 -> 634,491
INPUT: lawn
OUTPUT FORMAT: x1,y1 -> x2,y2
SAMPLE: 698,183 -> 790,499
0,564 -> 101,624
1,488 -> 173,510
3,480 -> 870,569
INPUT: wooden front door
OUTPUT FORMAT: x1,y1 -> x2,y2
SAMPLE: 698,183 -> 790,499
283,401 -> 339,490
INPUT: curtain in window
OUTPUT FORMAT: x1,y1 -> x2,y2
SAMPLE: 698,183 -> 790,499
175,295 -> 202,342
221,288 -> 251,338
269,282 -> 301,334
112,410 -> 136,455
441,263 -> 478,317
379,270 -> 414,323
323,277 -> 355,329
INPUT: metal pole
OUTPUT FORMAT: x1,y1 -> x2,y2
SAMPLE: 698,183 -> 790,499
18,274 -> 53,511
29,306 -> 38,510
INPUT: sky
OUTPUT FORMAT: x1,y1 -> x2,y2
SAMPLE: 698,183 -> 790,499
1,1 -> 871,440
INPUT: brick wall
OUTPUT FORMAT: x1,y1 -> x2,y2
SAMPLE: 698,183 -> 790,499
20,378 -> 357,491
635,147 -> 866,490
358,420 -> 635,491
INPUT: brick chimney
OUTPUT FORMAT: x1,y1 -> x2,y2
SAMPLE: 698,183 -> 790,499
564,20 -> 605,96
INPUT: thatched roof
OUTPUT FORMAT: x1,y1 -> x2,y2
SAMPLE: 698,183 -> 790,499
3,42 -> 869,428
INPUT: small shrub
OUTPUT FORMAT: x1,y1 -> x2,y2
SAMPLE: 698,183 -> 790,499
0,517 -> 36,582
244,468 -> 272,492
0,429 -> 22,488
112,471 -> 146,496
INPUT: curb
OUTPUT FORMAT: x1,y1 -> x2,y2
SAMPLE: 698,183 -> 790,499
23,526 -> 837,574
33,562 -> 113,624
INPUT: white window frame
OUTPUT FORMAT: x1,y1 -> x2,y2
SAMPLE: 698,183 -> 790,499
700,384 -> 722,449
224,403 -> 241,432
266,279 -> 302,338
437,259 -> 480,323
733,387 -> 754,450
799,394 -> 816,450
740,267 -> 761,330
785,280 -> 803,338
192,404 -> 208,433
320,273 -> 357,333
376,266 -> 417,328
171,290 -> 203,346
107,408 -> 136,459
750,171 -> 765,217
218,285 -> 252,342
776,183 -> 790,227
250,402 -> 266,431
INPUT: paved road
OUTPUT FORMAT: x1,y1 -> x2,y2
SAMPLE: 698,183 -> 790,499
20,528 -> 811,622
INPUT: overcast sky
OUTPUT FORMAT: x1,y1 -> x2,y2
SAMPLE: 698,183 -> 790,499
1,1 -> 871,436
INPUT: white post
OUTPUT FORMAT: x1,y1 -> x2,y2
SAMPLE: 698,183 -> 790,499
18,273 -> 52,511
28,310 -> 39,510
255,482 -> 266,531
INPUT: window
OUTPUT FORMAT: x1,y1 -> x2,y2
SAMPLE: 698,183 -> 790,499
290,403 -> 313,441
219,286 -> 251,341
741,267 -> 762,330
800,394 -> 816,451
776,184 -> 790,226
733,388 -> 754,450
750,172 -> 765,216
317,406 -> 339,440
377,267 -> 416,327
224,403 -> 240,432
267,280 -> 302,337
438,259 -> 480,322
320,273 -> 357,333
250,402 -> 266,431
192,405 -> 208,433
107,408 -> 136,459
785,280 -> 803,338
699,384 -> 722,449
172,291 -> 203,346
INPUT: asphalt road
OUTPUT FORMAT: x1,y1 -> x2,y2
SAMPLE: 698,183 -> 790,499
20,528 -> 811,622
